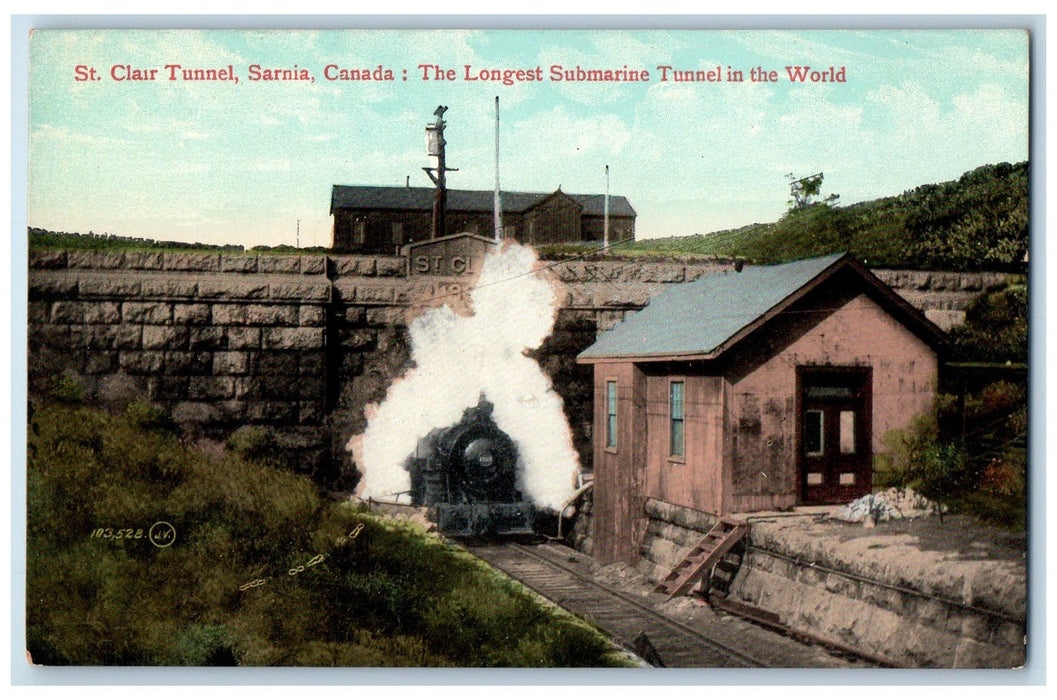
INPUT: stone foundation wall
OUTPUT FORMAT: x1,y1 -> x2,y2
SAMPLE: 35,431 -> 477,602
632,498 -> 1026,669
729,525 -> 1026,669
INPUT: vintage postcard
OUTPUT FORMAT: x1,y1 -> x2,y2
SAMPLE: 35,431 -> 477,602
20,25 -> 1032,676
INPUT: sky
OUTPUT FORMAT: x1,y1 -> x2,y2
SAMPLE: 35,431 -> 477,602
26,28 -> 1029,248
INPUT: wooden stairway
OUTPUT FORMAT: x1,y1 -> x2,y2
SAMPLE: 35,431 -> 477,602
654,517 -> 749,601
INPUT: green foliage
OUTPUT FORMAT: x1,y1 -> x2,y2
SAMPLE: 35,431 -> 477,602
877,379 -> 1027,530
29,228 -> 246,253
539,162 -> 1028,272
948,283 -> 1028,363
875,417 -> 974,499
904,162 -> 1028,271
27,400 -> 628,667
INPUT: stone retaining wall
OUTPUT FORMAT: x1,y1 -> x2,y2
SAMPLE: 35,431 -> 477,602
27,250 -> 1015,485
633,499 -> 1026,669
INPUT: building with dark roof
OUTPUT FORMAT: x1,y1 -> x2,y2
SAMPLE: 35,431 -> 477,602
330,184 -> 635,253
577,253 -> 946,564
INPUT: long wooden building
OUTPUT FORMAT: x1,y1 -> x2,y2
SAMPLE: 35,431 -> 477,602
330,185 -> 635,253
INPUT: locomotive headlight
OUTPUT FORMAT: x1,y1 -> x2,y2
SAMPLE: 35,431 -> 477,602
478,452 -> 494,467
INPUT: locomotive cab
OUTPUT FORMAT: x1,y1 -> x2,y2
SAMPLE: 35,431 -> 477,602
406,395 -> 535,536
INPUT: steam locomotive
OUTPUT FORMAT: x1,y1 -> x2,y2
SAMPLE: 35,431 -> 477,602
405,395 -> 535,536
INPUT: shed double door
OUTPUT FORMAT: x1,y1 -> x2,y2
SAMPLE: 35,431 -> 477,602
799,368 -> 872,504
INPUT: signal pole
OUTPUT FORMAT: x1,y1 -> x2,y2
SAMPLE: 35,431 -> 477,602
424,105 -> 458,240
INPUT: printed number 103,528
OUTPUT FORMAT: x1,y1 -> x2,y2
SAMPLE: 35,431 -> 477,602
90,528 -> 144,540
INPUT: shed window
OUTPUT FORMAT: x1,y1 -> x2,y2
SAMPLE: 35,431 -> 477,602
352,220 -> 366,246
606,381 -> 617,449
669,381 -> 685,457
805,410 -> 824,456
839,410 -> 856,454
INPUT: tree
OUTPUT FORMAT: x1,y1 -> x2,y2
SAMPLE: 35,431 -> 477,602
787,172 -> 839,210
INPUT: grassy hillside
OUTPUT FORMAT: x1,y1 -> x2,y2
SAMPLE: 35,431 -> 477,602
548,161 -> 1029,272
27,390 -> 631,667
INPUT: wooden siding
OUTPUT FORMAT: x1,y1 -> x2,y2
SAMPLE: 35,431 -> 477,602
526,192 -> 582,245
642,371 -> 725,516
726,293 -> 937,513
592,362 -> 648,564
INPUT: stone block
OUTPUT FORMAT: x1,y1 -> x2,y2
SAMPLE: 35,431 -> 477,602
197,279 -> 269,299
271,281 -> 329,301
85,324 -> 143,350
162,252 -> 220,272
822,571 -> 861,599
299,400 -> 326,424
29,250 -> 68,269
798,563 -> 826,586
365,306 -> 406,326
172,401 -> 220,424
84,351 -> 118,375
173,303 -> 211,325
84,302 -> 122,324
211,304 -> 248,325
189,376 -> 236,400
638,264 -> 686,283
335,257 -> 376,276
28,276 -> 77,298
953,637 -> 1024,669
860,583 -> 906,614
221,255 -> 258,273
148,376 -> 189,401
258,255 -> 301,274
993,620 -> 1026,648
226,327 -> 261,349
122,301 -> 173,324
142,325 -> 190,350
29,323 -> 75,349
67,251 -> 125,269
122,251 -> 165,270
119,351 -> 166,374
299,305 -> 325,326
189,326 -> 227,350
50,301 -> 87,324
262,327 -> 324,350
353,285 -> 394,304
246,401 -> 298,423
254,352 -> 300,376
341,328 -> 377,349
80,277 -> 142,297
213,351 -> 250,374
246,304 -> 299,326
163,351 -> 213,375
299,351 -> 325,376
28,301 -> 49,324
301,256 -> 326,274
375,257 -> 406,277
139,277 -> 198,298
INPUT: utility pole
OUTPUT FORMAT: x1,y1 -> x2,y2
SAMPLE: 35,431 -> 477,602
423,105 -> 458,240
603,164 -> 610,254
494,96 -> 503,241
296,219 -> 300,249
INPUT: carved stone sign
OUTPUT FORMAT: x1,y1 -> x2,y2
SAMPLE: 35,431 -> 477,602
402,233 -> 497,277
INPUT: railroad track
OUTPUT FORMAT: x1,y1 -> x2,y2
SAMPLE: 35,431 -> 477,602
468,541 -> 870,668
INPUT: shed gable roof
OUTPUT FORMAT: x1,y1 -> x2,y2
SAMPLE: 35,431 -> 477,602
330,185 -> 636,218
577,252 -> 945,363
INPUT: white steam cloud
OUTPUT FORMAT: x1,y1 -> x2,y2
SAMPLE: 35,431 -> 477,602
351,242 -> 580,510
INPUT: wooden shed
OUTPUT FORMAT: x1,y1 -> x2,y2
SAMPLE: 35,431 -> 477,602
576,253 -> 946,564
